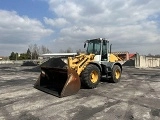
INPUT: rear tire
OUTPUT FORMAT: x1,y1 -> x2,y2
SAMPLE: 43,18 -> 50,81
80,64 -> 101,88
110,65 -> 121,83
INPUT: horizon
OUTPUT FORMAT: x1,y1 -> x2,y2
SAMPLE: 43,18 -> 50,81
0,0 -> 160,56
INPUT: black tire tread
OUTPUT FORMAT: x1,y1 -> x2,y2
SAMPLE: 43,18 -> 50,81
110,65 -> 121,83
80,64 -> 101,89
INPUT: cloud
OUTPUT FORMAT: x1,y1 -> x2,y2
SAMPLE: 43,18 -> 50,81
44,17 -> 69,28
0,10 -> 53,44
1,0 -> 160,56
46,0 -> 160,55
0,10 -> 53,55
48,0 -> 81,20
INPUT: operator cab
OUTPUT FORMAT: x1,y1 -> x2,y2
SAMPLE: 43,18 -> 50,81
84,38 -> 110,62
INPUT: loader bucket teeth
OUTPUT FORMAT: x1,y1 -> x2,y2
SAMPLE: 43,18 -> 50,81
34,57 -> 80,97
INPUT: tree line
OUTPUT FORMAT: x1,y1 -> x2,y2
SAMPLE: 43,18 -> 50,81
9,44 -> 85,60
9,44 -> 51,60
59,48 -> 85,54
147,53 -> 160,57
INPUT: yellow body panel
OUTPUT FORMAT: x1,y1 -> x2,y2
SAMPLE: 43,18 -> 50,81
68,54 -> 95,75
109,54 -> 122,62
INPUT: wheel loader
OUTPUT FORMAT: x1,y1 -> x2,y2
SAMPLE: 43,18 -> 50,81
34,38 -> 122,97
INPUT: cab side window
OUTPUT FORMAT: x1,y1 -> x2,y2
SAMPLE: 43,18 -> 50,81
102,41 -> 108,60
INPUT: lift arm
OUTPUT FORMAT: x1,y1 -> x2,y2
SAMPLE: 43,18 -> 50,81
68,54 -> 95,75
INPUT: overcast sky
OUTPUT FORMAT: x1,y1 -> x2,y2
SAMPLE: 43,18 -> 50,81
0,0 -> 160,56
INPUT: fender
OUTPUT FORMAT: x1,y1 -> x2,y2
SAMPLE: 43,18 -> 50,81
89,61 -> 102,72
100,61 -> 122,72
89,61 -> 122,72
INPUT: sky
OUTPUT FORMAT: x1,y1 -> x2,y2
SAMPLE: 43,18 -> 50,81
0,0 -> 160,56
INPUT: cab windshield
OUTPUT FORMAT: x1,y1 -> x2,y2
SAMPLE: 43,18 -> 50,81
86,40 -> 101,55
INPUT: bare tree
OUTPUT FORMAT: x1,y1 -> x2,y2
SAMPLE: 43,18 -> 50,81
147,53 -> 153,57
41,45 -> 51,54
59,49 -> 65,53
59,47 -> 73,53
33,44 -> 39,59
66,47 -> 73,53
28,44 -> 34,59
76,49 -> 85,54
29,44 -> 51,59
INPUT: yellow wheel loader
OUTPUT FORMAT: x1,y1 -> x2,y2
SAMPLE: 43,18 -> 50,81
34,38 -> 122,97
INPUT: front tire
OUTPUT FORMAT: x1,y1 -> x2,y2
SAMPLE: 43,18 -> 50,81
80,64 -> 101,88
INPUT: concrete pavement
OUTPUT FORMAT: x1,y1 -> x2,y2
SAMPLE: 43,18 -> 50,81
0,65 -> 160,120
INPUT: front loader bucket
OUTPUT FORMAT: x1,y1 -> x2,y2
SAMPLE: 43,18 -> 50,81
34,57 -> 80,97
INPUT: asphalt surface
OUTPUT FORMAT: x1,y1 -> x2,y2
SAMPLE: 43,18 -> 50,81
0,64 -> 160,120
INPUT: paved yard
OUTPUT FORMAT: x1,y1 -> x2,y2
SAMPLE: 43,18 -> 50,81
0,65 -> 160,120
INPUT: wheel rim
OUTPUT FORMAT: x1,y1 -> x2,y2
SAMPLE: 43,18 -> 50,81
90,70 -> 98,83
115,69 -> 120,79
